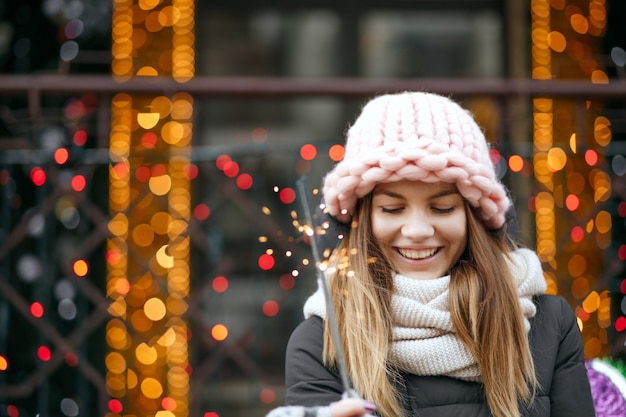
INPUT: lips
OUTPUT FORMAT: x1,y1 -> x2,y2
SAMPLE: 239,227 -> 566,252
396,247 -> 438,260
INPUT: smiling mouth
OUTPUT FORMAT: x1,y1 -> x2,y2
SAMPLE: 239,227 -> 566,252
397,248 -> 438,260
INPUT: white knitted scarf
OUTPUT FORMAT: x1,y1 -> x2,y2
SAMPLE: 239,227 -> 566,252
303,248 -> 547,382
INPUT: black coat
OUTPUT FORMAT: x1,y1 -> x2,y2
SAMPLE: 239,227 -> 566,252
284,294 -> 596,417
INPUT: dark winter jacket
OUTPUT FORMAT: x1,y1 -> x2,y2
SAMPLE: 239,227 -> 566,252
284,294 -> 596,416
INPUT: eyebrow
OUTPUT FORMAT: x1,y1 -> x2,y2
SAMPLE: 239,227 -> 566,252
372,188 -> 460,200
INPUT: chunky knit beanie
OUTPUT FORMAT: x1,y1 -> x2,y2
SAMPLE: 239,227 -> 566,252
322,91 -> 511,229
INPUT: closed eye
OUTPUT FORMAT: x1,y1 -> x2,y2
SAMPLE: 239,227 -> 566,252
381,207 -> 404,214
432,206 -> 455,214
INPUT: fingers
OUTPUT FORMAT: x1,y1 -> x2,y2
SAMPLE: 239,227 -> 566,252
329,398 -> 377,417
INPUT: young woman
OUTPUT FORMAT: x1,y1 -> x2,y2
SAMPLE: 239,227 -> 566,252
267,92 -> 595,417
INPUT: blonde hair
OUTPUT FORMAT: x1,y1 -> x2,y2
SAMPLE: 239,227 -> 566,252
323,195 -> 537,417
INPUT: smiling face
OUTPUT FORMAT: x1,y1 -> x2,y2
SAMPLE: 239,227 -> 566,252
370,180 -> 468,280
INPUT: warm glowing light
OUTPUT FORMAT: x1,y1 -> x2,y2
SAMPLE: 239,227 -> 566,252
149,174 -> 172,195
547,31 -> 566,52
137,112 -> 160,129
547,147 -> 567,171
136,342 -> 158,365
144,297 -> 167,321
0,355 -> 8,371
211,324 -> 228,341
141,377 -> 163,399
508,155 -> 524,172
73,259 -> 89,277
329,144 -> 345,162
156,245 -> 174,268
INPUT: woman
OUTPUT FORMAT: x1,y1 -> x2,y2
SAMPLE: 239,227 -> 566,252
268,92 -> 595,417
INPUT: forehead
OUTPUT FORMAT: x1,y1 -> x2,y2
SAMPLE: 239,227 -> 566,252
372,180 -> 458,194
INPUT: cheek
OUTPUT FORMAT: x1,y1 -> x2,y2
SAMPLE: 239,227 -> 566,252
370,214 -> 391,242
443,213 -> 468,250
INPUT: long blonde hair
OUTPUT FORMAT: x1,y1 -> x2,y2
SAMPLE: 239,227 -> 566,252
323,195 -> 537,417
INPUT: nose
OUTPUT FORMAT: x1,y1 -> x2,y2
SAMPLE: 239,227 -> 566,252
401,215 -> 435,240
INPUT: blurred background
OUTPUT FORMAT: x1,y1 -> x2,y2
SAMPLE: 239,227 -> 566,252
0,0 -> 624,416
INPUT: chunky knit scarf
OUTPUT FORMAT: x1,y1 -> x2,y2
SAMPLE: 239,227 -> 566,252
303,248 -> 547,381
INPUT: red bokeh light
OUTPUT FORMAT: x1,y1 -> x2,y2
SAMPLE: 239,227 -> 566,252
616,316 -> 626,332
64,99 -> 86,119
212,276 -> 229,293
329,144 -> 345,162
162,397 -> 177,411
30,167 -> 46,186
184,163 -> 199,180
258,254 -> 275,271
111,162 -> 129,179
7,405 -> 18,417
54,148 -> 69,165
216,154 -> 231,170
279,274 -> 296,290
30,302 -> 44,318
279,188 -> 296,204
251,127 -> 268,143
193,204 -> 211,221
584,149 -> 598,166
565,194 -> 579,211
262,300 -> 279,317
223,161 -> 239,177
260,389 -> 276,404
152,164 -> 167,176
73,130 -> 88,146
300,144 -> 317,161
108,399 -> 123,413
571,226 -> 584,243
142,132 -> 158,148
236,173 -> 253,190
37,346 -> 52,362
135,166 -> 151,182
65,352 -> 79,367
489,149 -> 501,165
71,175 -> 86,192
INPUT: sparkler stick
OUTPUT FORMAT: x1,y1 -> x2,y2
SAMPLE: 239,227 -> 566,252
296,177 -> 360,400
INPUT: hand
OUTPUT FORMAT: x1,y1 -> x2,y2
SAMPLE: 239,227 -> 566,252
329,398 -> 377,417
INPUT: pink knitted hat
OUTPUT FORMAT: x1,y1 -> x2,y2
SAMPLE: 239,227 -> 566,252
322,91 -> 511,229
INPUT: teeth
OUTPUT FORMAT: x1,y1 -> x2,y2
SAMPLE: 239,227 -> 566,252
398,248 -> 437,260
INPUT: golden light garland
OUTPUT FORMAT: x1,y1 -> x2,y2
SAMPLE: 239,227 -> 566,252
531,0 -> 611,358
107,1 -> 195,416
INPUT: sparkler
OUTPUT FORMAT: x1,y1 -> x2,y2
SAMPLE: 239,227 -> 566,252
296,177 -> 361,400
